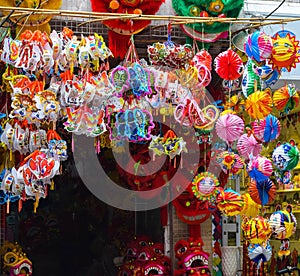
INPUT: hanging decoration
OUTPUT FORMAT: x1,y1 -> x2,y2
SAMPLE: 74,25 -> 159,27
248,242 -> 272,270
251,114 -> 281,143
247,155 -> 273,183
244,31 -> 273,63
191,171 -> 219,201
240,193 -> 261,218
269,30 -> 300,72
242,60 -> 262,98
241,216 -> 272,244
216,151 -> 244,176
237,133 -> 262,160
245,90 -> 273,120
273,84 -> 300,115
214,49 -> 244,80
90,0 -> 165,58
216,188 -> 244,216
248,178 -> 276,206
171,0 -> 244,44
215,112 -> 244,146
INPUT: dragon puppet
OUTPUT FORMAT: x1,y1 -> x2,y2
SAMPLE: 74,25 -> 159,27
90,0 -> 165,58
172,0 -> 244,46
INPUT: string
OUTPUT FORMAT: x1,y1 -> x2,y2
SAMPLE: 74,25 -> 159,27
201,22 -> 204,49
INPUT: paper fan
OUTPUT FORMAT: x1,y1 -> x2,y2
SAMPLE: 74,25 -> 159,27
273,84 -> 299,114
251,114 -> 281,143
248,242 -> 272,267
272,142 -> 300,171
248,178 -> 276,206
237,133 -> 262,159
240,193 -> 261,217
245,90 -> 273,120
245,31 -> 273,62
191,172 -> 220,201
247,155 -> 273,182
216,151 -> 244,175
193,49 -> 212,71
215,113 -> 244,144
242,216 -> 272,244
214,49 -> 244,80
216,188 -> 244,216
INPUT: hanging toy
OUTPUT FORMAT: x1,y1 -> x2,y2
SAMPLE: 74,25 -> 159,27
269,30 -> 300,72
273,84 -> 300,115
247,155 -> 273,183
242,60 -> 262,98
214,49 -> 244,80
245,31 -> 273,62
248,242 -> 272,270
216,151 -> 244,176
237,133 -> 262,160
248,178 -> 276,206
251,114 -> 281,143
240,193 -> 261,217
242,216 -> 272,244
216,188 -> 244,216
149,130 -> 187,160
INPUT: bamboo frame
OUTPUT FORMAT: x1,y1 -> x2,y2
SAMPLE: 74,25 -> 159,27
1,5 -> 300,26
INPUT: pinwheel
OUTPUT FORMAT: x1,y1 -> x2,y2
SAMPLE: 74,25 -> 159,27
251,114 -> 281,143
247,155 -> 273,182
240,193 -> 261,218
248,242 -> 272,268
216,151 -> 244,175
216,188 -> 244,216
273,84 -> 299,114
245,31 -> 273,62
272,142 -> 300,171
191,172 -> 220,201
214,49 -> 244,80
248,178 -> 276,206
269,30 -> 300,72
245,90 -> 273,120
242,216 -> 272,244
215,113 -> 244,145
237,133 -> 262,159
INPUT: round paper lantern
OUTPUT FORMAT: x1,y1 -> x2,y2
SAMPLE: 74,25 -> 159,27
216,151 -> 244,175
216,188 -> 244,216
245,90 -> 273,120
245,31 -> 273,62
191,172 -> 220,201
270,30 -> 300,72
214,49 -> 244,80
269,208 -> 297,240
242,216 -> 272,244
273,84 -> 299,114
247,155 -> 273,183
237,133 -> 262,159
248,178 -> 276,206
251,114 -> 281,143
215,113 -> 244,144
272,142 -> 300,171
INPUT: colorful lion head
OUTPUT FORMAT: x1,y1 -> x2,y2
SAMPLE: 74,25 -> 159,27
172,0 -> 244,44
90,0 -> 165,58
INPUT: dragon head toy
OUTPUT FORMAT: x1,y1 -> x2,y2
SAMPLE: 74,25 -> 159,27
1,0 -> 62,35
90,0 -> 165,58
174,237 -> 210,276
172,0 -> 244,45
0,241 -> 33,276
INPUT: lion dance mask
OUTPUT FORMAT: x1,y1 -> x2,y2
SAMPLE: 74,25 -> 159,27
90,0 -> 165,58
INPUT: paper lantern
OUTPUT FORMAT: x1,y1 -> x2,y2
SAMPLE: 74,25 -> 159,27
237,133 -> 262,159
273,84 -> 299,114
248,178 -> 276,206
247,155 -> 273,183
216,188 -> 244,216
272,142 -> 300,171
245,31 -> 273,62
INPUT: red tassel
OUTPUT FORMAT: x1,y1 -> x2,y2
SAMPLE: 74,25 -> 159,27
108,30 -> 131,59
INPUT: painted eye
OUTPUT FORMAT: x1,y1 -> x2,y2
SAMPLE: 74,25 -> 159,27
190,6 -> 200,16
209,0 -> 224,12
